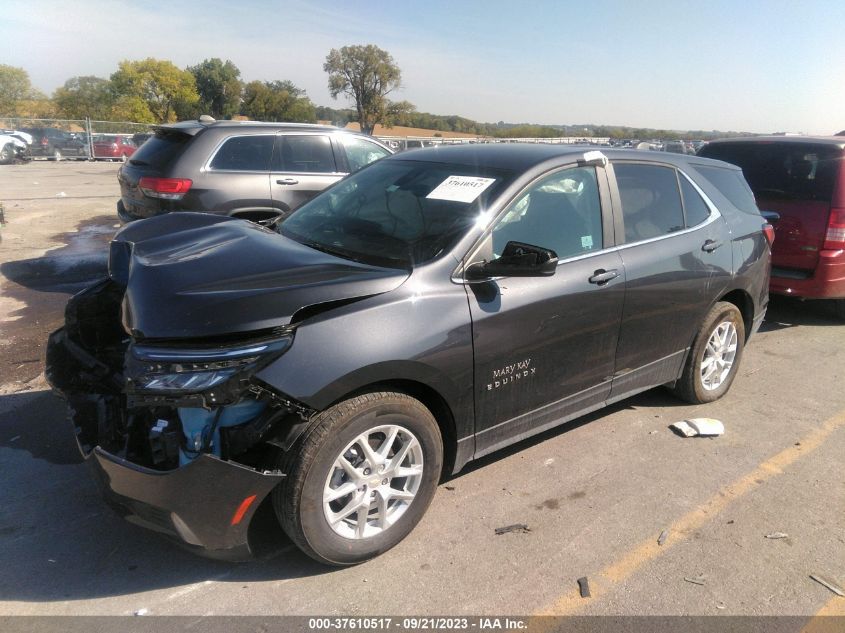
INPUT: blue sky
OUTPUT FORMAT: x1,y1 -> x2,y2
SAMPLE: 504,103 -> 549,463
3,0 -> 844,134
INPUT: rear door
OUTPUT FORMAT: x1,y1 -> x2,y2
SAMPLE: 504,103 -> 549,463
608,161 -> 733,401
465,163 -> 625,457
700,142 -> 843,273
270,133 -> 343,216
195,133 -> 274,215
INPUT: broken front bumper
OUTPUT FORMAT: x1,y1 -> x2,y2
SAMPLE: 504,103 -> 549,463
88,447 -> 284,561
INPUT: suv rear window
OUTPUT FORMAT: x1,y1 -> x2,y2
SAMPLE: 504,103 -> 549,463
700,142 -> 842,203
129,130 -> 191,170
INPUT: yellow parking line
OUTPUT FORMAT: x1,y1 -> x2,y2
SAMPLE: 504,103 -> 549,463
534,408 -> 845,617
800,595 -> 845,633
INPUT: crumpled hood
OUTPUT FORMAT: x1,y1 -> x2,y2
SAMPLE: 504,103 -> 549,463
113,213 -> 409,340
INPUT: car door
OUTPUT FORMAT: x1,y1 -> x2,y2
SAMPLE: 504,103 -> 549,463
464,163 -> 626,458
270,133 -> 344,217
198,133 -> 274,215
607,161 -> 733,401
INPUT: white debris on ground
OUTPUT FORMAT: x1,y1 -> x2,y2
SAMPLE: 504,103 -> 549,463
671,418 -> 725,437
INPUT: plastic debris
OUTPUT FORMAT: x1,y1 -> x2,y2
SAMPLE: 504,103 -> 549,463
658,530 -> 668,546
495,524 -> 530,535
809,574 -> 845,597
671,418 -> 725,437
577,576 -> 591,598
544,458 -> 554,466
133,609 -> 148,616
55,192 -> 67,198
444,485 -> 455,491
684,576 -> 706,586
765,532 -> 789,539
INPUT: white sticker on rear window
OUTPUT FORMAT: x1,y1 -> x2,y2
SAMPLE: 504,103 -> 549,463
426,176 -> 496,203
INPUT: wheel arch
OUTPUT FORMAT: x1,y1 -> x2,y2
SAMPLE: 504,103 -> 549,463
327,379 -> 459,479
717,288 -> 754,341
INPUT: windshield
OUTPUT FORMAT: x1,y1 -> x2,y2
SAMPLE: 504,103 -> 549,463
280,159 -> 516,269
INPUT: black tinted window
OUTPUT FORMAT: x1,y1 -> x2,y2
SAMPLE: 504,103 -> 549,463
700,142 -> 841,202
129,130 -> 191,169
491,167 -> 602,260
272,135 -> 336,173
679,175 -> 710,226
614,163 -> 684,242
693,165 -> 759,215
209,135 -> 273,171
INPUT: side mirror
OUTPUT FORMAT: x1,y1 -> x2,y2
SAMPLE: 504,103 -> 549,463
465,241 -> 558,280
760,210 -> 780,224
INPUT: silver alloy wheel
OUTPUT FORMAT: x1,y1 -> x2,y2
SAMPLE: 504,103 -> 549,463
323,424 -> 424,539
700,320 -> 738,390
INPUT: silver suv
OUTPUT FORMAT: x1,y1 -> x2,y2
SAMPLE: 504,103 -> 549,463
116,120 -> 393,224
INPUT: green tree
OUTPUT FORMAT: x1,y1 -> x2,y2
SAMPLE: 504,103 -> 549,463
53,76 -> 114,119
187,58 -> 242,119
0,64 -> 35,116
241,80 -> 316,122
110,58 -> 199,123
323,44 -> 412,135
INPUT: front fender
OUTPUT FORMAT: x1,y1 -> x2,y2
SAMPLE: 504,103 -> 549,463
254,286 -> 475,439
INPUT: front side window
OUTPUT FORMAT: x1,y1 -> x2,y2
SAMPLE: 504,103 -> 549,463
209,135 -> 274,171
614,163 -> 684,243
281,159 -> 515,269
341,136 -> 391,172
272,135 -> 336,173
489,166 -> 603,260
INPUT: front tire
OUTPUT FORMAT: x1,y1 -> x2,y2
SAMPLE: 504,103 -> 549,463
672,301 -> 745,404
273,392 -> 443,565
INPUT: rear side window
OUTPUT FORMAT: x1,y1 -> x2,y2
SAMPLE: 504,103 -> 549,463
700,142 -> 842,202
693,165 -> 759,215
679,175 -> 711,226
340,136 -> 391,172
272,135 -> 336,173
614,163 -> 685,242
129,130 -> 191,170
209,135 -> 274,171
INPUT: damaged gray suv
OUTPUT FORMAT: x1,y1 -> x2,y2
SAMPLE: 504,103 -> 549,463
48,145 -> 772,565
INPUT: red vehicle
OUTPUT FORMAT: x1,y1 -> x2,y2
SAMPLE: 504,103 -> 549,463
93,134 -> 137,161
700,137 -> 845,318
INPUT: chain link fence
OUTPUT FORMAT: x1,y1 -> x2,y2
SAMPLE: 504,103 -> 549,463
0,117 -> 157,161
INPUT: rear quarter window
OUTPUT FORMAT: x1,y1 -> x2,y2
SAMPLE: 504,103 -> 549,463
692,165 -> 759,215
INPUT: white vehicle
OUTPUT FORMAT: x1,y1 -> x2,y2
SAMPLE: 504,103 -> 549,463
0,134 -> 27,164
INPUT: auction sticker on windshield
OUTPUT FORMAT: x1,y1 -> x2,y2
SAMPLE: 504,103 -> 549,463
426,175 -> 497,203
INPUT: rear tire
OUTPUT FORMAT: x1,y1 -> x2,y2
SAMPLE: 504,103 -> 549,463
671,301 -> 745,404
273,392 -> 442,566
832,299 -> 845,321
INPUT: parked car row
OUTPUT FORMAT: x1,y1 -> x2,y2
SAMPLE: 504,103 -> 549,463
0,127 -> 152,163
49,139 -> 779,565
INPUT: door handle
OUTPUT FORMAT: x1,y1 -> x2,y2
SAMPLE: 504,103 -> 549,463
276,178 -> 299,185
702,239 -> 723,252
588,269 -> 619,285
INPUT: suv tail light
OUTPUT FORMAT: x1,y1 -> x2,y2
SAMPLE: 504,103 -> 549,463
823,207 -> 845,250
762,223 -> 775,247
138,177 -> 192,200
